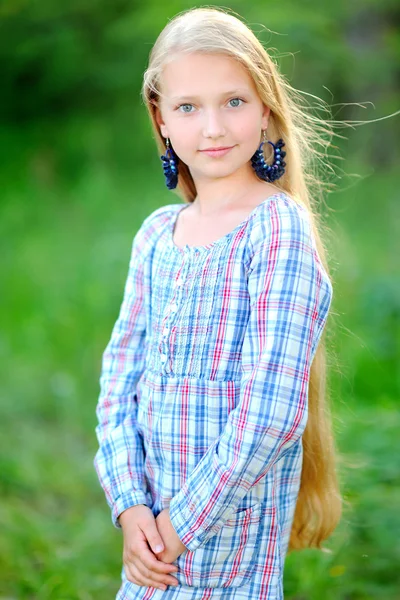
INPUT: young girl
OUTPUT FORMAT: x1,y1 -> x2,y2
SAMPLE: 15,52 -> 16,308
94,7 -> 342,599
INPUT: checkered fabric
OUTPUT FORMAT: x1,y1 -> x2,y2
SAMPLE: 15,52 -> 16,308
94,192 -> 333,599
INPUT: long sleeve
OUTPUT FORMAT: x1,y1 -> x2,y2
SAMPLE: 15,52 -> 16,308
93,230 -> 149,529
169,200 -> 333,551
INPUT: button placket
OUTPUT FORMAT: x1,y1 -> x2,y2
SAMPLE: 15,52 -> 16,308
159,256 -> 191,370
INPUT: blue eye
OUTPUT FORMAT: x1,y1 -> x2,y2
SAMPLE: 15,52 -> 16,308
228,98 -> 244,108
176,97 -> 245,113
178,103 -> 194,113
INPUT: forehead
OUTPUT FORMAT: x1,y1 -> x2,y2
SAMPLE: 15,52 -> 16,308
160,52 -> 256,99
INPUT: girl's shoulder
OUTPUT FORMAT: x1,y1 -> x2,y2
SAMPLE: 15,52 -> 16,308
246,191 -> 313,255
140,202 -> 181,231
131,203 -> 181,251
247,192 -> 332,298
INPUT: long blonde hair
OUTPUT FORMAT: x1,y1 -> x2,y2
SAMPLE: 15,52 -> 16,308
141,6 -> 345,553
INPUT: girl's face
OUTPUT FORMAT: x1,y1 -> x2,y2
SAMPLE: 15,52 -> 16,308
154,52 -> 270,183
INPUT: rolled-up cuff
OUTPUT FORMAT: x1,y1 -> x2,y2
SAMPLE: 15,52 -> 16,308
169,492 -> 208,551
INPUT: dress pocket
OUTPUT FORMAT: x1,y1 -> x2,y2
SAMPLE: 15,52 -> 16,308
174,502 -> 262,589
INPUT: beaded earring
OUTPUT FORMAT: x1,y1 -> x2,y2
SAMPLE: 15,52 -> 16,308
160,137 -> 179,189
251,130 -> 286,182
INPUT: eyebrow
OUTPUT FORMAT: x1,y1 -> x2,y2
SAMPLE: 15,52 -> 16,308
170,89 -> 250,102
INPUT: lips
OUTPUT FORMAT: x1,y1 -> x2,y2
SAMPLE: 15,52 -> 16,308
200,146 -> 235,158
201,146 -> 233,151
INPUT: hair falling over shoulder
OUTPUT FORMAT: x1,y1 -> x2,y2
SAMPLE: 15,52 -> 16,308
139,6 -> 358,553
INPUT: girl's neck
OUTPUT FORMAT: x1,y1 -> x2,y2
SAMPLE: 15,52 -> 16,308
191,181 -> 281,217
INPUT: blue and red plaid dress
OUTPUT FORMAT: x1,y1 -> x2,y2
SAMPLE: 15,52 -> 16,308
94,192 -> 333,599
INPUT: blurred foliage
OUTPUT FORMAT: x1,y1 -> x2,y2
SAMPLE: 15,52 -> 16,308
0,0 -> 399,598
0,0 -> 399,177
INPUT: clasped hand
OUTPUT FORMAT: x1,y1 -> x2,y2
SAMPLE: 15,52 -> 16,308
155,507 -> 188,563
120,504 -> 188,592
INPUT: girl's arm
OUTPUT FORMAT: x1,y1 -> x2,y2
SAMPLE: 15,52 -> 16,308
168,199 -> 333,552
93,229 -> 148,529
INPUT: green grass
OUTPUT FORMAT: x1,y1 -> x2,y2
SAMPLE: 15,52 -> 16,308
1,155 -> 399,599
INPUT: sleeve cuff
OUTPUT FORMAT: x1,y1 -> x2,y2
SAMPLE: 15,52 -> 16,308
112,490 -> 149,529
169,492 -> 209,551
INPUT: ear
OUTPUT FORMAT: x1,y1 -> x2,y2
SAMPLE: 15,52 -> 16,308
261,105 -> 270,130
153,103 -> 168,138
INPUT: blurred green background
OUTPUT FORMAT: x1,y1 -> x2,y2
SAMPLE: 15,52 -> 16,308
1,1 -> 399,599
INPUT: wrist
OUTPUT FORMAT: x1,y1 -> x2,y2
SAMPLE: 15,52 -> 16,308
118,503 -> 147,527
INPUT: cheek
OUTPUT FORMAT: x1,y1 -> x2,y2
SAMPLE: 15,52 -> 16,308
172,123 -> 198,154
235,114 -> 262,141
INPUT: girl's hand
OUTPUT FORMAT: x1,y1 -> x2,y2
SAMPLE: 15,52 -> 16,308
155,507 -> 188,564
119,504 -> 180,592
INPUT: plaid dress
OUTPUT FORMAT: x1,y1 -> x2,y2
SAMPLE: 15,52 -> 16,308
94,192 -> 333,599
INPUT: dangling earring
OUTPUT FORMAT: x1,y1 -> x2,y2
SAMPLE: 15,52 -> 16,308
251,130 -> 286,182
160,137 -> 179,190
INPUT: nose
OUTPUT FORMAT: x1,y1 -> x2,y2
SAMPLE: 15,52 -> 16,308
202,109 -> 226,139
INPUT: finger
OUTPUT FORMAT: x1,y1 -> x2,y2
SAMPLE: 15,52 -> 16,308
134,520 -> 178,574
123,546 -> 178,589
133,557 -> 179,588
135,538 -> 179,575
139,514 -> 167,556
124,569 -> 153,590
127,561 -> 170,591
142,549 -> 179,574
125,562 -> 167,592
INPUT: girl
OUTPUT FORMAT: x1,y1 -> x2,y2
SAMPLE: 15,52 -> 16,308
94,7 -> 342,599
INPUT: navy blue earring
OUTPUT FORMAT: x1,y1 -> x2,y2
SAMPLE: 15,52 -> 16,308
160,137 -> 179,189
251,130 -> 286,182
